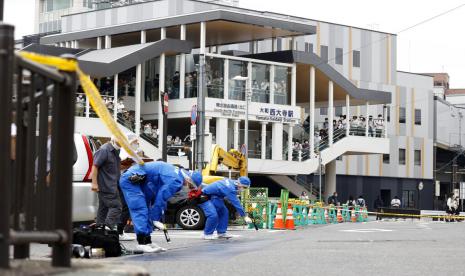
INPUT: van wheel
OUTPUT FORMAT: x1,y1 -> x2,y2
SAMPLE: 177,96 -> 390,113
176,205 -> 205,230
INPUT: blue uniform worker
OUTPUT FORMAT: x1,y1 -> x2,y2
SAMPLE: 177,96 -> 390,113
119,161 -> 202,252
199,177 -> 252,239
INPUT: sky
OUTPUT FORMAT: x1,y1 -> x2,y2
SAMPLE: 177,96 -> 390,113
3,0 -> 465,87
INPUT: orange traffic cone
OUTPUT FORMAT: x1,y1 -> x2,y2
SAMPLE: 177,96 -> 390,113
324,208 -> 329,223
337,207 -> 343,223
273,203 -> 285,229
351,208 -> 356,222
285,204 -> 296,230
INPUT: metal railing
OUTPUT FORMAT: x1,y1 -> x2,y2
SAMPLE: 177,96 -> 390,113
0,24 -> 75,268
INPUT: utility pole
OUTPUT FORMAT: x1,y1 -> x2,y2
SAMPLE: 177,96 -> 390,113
196,56 -> 206,170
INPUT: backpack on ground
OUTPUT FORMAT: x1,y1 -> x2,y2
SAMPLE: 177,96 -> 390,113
72,224 -> 122,257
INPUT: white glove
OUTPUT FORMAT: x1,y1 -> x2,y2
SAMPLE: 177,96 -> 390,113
153,221 -> 166,230
244,216 -> 253,224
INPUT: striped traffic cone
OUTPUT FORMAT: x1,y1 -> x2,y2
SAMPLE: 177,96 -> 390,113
324,208 -> 329,224
337,207 -> 343,223
285,204 -> 296,230
273,203 -> 285,229
351,208 -> 357,222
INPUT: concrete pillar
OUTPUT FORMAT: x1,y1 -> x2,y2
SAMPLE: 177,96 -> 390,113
328,80 -> 334,146
140,30 -> 146,44
291,64 -> 296,106
65,41 -> 70,48
346,94 -> 350,137
113,74 -> 118,121
135,64 -> 142,136
180,25 -> 186,99
200,22 -> 206,54
261,122 -> 267,159
309,66 -> 315,157
270,65 -> 275,104
216,118 -> 228,149
324,160 -> 337,200
272,122 -> 283,160
74,40 -> 79,48
158,27 -> 166,149
224,59 -> 229,100
104,35 -> 111,49
233,119 -> 240,150
366,101 -> 369,137
96,37 -> 102,49
288,124 -> 294,161
205,117 -> 210,134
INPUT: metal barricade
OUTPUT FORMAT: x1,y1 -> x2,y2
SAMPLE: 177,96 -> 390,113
0,24 -> 76,268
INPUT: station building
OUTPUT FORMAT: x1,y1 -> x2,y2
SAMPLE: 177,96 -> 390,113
35,0 -> 460,209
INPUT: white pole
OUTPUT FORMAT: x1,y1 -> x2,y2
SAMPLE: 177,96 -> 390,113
310,66 -> 315,158
113,74 -> 118,121
135,64 -> 142,136
261,122 -> 267,159
328,80 -> 334,146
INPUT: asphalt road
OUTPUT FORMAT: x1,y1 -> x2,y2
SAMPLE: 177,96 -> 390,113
27,220 -> 465,275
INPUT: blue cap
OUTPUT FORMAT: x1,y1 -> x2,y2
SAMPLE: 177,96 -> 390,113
190,171 -> 203,187
237,176 -> 251,187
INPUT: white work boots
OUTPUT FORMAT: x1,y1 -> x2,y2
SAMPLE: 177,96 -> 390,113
137,243 -> 167,253
119,232 -> 135,241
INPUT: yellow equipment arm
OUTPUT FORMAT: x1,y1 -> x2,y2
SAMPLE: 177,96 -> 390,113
202,144 -> 247,177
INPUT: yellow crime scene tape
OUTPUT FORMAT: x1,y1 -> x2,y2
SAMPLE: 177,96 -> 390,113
18,51 -> 144,165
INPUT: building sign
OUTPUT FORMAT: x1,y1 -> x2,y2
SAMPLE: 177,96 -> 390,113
214,102 -> 246,118
256,107 -> 296,123
208,99 -> 302,124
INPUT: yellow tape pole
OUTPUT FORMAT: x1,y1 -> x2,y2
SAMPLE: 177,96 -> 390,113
18,51 -> 144,165
76,68 -> 144,165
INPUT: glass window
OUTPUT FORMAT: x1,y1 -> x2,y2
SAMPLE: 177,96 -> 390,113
274,66 -> 289,105
335,106 -> 343,116
320,107 -> 328,116
185,53 -> 199,98
387,106 -> 391,122
402,190 -> 415,208
251,63 -> 270,103
206,56 -> 224,99
414,150 -> 421,166
399,148 -> 406,165
320,45 -> 328,63
335,48 -> 343,65
415,109 -> 421,125
229,60 -> 248,101
305,43 -> 313,53
353,50 -> 360,67
47,0 -> 71,11
144,56 -> 160,102
399,107 -> 406,123
165,55 -> 180,99
383,154 -> 390,164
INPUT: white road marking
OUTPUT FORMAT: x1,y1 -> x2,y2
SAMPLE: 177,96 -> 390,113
340,228 -> 394,233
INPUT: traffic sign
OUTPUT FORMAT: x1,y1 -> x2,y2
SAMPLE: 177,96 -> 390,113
240,144 -> 247,155
190,125 -> 196,141
191,105 -> 197,125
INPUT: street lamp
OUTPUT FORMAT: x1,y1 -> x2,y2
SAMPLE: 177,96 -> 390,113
233,75 -> 250,176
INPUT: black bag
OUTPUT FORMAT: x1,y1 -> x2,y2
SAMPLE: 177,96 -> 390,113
72,224 -> 122,257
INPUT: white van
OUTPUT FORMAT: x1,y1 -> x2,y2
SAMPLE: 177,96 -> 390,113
72,133 -> 99,223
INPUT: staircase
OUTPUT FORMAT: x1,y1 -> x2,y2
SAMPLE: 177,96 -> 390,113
74,116 -> 189,167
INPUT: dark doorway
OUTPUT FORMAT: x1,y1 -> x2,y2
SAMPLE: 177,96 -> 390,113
380,189 -> 391,207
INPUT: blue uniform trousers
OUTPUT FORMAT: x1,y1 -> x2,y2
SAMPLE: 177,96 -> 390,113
199,197 -> 229,235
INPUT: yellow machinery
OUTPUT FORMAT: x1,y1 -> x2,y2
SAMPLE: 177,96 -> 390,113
201,144 -> 247,184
